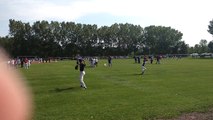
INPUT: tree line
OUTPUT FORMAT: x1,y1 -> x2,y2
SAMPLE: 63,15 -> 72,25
0,19 -> 213,58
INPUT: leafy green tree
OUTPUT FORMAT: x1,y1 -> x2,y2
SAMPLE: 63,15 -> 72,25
32,21 -> 51,57
144,26 -> 183,54
199,39 -> 208,53
97,26 -> 111,55
193,44 -> 201,53
176,41 -> 188,54
9,19 -> 30,56
0,36 -> 13,54
188,46 -> 195,54
7,19 -> 188,57
208,40 -> 213,53
81,24 -> 98,56
61,22 -> 78,57
208,19 -> 213,35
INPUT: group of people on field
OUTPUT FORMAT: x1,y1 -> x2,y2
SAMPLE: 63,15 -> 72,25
75,55 -> 162,90
7,58 -> 31,69
134,55 -> 161,64
7,54 -> 160,90
89,57 -> 99,67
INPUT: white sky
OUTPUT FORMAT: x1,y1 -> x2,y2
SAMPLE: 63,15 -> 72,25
0,0 -> 213,46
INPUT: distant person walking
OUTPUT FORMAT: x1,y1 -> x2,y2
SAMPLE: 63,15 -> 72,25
108,56 -> 112,67
156,55 -> 161,64
21,58 -> 24,68
78,59 -> 87,89
142,56 -> 148,75
134,56 -> 137,63
150,56 -> 153,64
24,58 -> 29,69
94,57 -> 98,67
137,56 -> 141,63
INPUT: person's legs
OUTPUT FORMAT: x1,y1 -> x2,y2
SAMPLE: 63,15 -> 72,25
79,71 -> 86,88
26,63 -> 29,69
24,63 -> 26,69
142,66 -> 146,75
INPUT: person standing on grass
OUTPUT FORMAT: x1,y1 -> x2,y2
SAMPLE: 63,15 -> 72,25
150,56 -> 153,64
134,56 -> 137,63
137,56 -> 141,63
21,58 -> 24,68
108,56 -> 112,67
94,57 -> 98,67
156,55 -> 161,64
142,56 -> 148,75
78,59 -> 87,89
24,58 -> 29,69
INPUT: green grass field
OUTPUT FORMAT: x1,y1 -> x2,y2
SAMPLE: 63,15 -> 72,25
20,58 -> 213,120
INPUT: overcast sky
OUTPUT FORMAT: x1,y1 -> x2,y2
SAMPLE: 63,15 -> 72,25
0,0 -> 213,46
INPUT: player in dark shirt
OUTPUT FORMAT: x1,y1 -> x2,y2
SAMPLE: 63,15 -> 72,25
78,59 -> 87,89
108,56 -> 112,67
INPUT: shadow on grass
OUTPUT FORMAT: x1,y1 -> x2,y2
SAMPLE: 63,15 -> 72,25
120,73 -> 151,77
132,73 -> 143,76
122,73 -> 143,76
49,87 -> 76,93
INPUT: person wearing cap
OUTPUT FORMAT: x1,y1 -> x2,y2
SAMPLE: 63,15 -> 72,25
78,59 -> 87,89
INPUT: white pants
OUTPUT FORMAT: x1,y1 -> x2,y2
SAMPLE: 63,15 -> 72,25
24,63 -> 29,69
142,66 -> 146,72
80,71 -> 86,88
